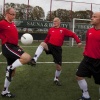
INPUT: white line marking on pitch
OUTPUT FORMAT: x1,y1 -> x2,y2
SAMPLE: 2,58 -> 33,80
0,62 -> 80,64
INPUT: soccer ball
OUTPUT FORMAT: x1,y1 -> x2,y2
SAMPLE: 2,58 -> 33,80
21,33 -> 33,45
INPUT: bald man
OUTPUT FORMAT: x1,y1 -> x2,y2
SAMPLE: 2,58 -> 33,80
29,17 -> 82,86
0,8 -> 31,98
76,12 -> 100,100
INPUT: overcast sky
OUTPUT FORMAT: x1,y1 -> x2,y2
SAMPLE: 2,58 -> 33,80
1,0 -> 100,15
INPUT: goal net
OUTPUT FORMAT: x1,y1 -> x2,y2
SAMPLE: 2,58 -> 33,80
71,18 -> 92,46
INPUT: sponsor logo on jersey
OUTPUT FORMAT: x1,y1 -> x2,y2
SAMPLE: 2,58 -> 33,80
60,30 -> 63,33
89,33 -> 92,35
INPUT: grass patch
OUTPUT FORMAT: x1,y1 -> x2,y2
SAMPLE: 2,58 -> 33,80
0,41 -> 99,100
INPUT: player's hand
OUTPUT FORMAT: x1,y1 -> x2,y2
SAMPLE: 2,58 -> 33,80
77,42 -> 82,48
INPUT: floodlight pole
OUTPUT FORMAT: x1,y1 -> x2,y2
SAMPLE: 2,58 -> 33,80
90,3 -> 92,18
26,0 -> 29,20
50,0 -> 52,21
26,0 -> 29,32
70,1 -> 73,20
3,0 -> 5,15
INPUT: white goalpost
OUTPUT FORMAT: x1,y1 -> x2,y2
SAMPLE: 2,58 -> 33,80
72,18 -> 91,46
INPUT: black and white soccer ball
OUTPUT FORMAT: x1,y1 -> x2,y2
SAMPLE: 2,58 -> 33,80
21,33 -> 33,45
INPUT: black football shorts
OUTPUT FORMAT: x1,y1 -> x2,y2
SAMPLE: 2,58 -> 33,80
2,43 -> 24,65
76,56 -> 100,84
44,43 -> 62,66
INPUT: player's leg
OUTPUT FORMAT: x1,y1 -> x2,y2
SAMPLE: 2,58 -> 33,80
3,44 -> 31,80
29,42 -> 48,66
11,52 -> 31,69
1,43 -> 31,98
1,58 -> 16,98
92,63 -> 100,100
54,64 -> 62,86
7,52 -> 31,80
7,56 -> 31,82
76,76 -> 91,100
51,46 -> 62,86
76,57 -> 91,100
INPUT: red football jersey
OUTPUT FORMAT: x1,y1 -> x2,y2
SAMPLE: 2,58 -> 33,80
83,27 -> 100,59
0,20 -> 18,45
44,27 -> 81,46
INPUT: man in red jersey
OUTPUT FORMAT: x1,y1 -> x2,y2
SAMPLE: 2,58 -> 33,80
29,17 -> 82,86
76,12 -> 100,100
0,8 -> 31,98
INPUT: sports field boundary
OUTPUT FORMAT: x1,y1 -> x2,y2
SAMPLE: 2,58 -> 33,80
0,61 -> 80,64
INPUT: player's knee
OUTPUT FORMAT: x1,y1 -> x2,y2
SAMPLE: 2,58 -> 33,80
25,55 -> 31,63
21,53 -> 31,63
26,54 -> 31,61
40,42 -> 47,48
56,65 -> 61,71
76,75 -> 84,80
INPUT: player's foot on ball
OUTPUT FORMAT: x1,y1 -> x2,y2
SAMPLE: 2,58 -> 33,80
28,59 -> 36,66
54,80 -> 62,86
1,91 -> 15,98
77,96 -> 91,100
